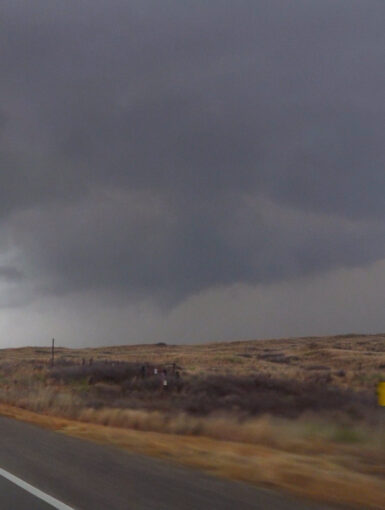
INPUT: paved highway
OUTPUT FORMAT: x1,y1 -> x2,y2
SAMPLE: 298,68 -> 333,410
0,416 -> 337,510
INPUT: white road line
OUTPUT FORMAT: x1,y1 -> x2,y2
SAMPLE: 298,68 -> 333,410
0,467 -> 76,510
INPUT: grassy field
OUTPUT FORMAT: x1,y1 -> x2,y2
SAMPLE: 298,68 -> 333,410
0,334 -> 384,508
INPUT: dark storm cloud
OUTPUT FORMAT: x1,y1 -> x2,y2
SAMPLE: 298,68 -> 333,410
0,0 -> 384,303
0,266 -> 23,282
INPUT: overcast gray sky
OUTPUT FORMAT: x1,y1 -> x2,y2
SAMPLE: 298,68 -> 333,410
0,0 -> 384,347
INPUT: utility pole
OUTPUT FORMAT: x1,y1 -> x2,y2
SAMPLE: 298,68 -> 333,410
51,338 -> 55,367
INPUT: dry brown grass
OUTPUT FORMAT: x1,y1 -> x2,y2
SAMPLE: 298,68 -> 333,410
0,334 -> 384,509
1,333 -> 384,391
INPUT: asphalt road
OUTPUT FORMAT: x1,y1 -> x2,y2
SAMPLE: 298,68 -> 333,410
0,416 -> 337,510
0,474 -> 55,509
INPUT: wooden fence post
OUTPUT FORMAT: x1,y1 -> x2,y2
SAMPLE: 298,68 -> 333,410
51,338 -> 55,367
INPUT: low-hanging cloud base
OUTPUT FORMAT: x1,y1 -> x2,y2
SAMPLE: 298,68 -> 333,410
1,258 -> 385,348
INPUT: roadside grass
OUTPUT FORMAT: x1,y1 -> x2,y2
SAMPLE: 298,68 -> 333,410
0,402 -> 384,509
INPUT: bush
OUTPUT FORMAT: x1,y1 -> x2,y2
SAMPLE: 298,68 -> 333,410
50,361 -> 144,385
48,364 -> 376,421
176,374 -> 375,419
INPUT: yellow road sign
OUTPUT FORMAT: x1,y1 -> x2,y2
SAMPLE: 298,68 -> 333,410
378,382 -> 385,407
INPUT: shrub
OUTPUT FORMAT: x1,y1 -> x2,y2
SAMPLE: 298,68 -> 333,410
50,361 -> 144,385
